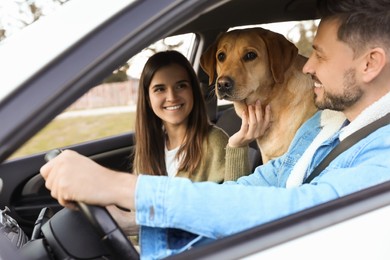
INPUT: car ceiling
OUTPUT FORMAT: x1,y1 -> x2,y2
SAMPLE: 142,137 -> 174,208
175,0 -> 319,34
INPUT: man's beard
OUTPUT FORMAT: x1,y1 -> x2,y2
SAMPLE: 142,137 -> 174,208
314,68 -> 363,111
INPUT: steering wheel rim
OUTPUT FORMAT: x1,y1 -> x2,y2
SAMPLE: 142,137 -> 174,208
77,202 -> 140,260
44,150 -> 139,259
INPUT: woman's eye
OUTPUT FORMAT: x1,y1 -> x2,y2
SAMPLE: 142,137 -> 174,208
176,82 -> 189,89
176,80 -> 191,88
154,87 -> 164,92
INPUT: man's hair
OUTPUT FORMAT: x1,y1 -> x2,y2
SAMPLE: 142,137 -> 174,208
317,0 -> 390,57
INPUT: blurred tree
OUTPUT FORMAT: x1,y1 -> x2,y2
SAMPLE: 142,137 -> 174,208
287,20 -> 318,58
146,38 -> 184,54
0,0 -> 70,41
103,63 -> 130,83
104,36 -> 185,82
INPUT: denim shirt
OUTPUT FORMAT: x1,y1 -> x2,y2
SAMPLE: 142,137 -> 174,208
135,110 -> 390,259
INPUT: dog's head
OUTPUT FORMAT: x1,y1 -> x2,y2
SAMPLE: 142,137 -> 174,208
200,28 -> 298,105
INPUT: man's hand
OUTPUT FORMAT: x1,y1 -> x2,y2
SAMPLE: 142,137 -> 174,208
40,150 -> 137,211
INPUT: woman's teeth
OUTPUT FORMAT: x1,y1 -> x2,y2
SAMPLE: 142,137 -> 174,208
165,105 -> 182,110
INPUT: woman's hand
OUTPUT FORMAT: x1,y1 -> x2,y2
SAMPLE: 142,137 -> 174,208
40,149 -> 137,210
228,100 -> 271,148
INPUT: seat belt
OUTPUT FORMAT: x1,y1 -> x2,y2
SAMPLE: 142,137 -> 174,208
303,112 -> 390,184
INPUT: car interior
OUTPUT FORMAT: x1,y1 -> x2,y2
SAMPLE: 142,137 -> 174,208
2,0 -> 319,236
1,0 -> 390,259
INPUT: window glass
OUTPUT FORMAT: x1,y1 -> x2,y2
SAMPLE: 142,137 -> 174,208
9,33 -> 196,160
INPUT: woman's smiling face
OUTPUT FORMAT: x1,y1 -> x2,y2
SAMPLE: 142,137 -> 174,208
148,63 -> 194,129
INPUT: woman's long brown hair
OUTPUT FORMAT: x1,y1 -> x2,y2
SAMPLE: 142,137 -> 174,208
133,50 -> 210,176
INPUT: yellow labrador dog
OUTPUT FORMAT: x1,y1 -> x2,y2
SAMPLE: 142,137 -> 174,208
200,28 -> 317,163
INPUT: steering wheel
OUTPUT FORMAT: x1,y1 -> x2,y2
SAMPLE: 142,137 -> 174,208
43,149 -> 140,259
76,202 -> 139,259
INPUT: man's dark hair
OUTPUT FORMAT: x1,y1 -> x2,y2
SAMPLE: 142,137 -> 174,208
317,0 -> 390,57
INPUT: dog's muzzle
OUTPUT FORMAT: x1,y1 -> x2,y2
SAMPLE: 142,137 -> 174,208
217,76 -> 234,98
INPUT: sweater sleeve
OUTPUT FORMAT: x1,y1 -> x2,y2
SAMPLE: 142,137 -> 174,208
225,145 -> 250,180
179,126 -> 251,182
210,126 -> 250,181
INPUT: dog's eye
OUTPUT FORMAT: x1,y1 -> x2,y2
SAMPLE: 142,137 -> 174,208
217,52 -> 226,62
243,52 -> 257,61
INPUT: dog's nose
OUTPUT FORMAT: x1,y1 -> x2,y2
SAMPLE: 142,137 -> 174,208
217,77 -> 234,94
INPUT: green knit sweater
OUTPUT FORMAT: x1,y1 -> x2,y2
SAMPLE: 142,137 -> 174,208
175,125 -> 250,182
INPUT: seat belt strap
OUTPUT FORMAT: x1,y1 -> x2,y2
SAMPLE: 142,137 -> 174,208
303,112 -> 390,184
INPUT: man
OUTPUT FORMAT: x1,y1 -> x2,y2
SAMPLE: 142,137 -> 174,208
41,0 -> 390,258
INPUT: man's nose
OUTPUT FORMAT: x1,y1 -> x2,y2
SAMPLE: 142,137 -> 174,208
302,55 -> 314,75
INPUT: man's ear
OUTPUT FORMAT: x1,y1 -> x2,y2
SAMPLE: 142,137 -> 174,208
361,47 -> 386,83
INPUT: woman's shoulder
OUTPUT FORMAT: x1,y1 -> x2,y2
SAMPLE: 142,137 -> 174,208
208,125 -> 229,143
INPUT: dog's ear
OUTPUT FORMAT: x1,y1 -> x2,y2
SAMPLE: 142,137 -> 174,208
260,29 -> 298,84
200,36 -> 221,85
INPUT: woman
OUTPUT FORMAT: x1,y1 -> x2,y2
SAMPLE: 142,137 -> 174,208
132,50 -> 268,182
